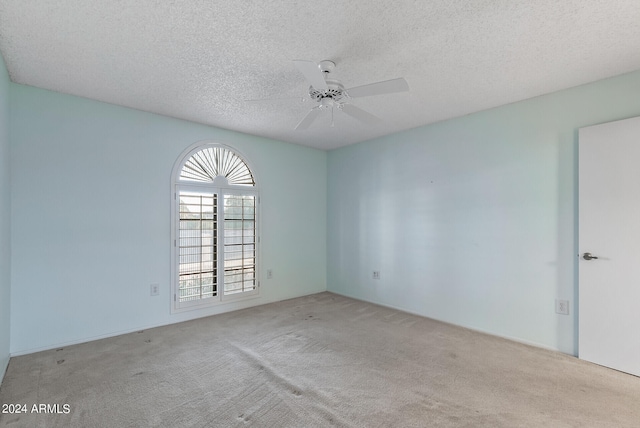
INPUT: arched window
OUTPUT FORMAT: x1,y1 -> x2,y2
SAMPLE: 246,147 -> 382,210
171,143 -> 259,312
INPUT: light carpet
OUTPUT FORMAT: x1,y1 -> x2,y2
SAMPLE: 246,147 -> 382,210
1,292 -> 639,427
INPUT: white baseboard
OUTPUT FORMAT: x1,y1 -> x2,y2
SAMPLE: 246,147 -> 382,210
10,288 -> 326,357
326,290 -> 565,355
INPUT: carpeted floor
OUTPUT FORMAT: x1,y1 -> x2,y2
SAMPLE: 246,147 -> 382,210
1,292 -> 639,427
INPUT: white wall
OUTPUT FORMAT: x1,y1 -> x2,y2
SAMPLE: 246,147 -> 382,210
9,84 -> 327,355
327,70 -> 640,355
0,52 -> 11,378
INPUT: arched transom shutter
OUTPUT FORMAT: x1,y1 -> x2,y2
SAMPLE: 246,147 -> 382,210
180,146 -> 255,186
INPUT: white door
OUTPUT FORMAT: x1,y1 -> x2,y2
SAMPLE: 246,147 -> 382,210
579,116 -> 640,377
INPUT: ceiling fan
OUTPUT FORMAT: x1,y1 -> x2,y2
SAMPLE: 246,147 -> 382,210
248,60 -> 409,130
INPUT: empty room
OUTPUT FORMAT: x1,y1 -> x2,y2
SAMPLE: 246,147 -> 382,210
1,1 -> 640,427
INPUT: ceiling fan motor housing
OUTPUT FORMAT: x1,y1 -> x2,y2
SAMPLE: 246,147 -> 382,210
309,79 -> 345,102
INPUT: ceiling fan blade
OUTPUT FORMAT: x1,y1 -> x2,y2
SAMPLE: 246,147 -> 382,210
295,107 -> 322,130
346,77 -> 409,98
341,104 -> 381,124
293,60 -> 329,91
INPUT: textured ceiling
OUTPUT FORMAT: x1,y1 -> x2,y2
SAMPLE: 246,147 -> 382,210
1,1 -> 640,150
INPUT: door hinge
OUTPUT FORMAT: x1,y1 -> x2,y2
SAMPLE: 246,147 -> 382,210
174,294 -> 176,302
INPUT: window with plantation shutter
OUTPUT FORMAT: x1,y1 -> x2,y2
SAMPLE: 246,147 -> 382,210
223,194 -> 257,295
171,143 -> 259,312
179,191 -> 217,302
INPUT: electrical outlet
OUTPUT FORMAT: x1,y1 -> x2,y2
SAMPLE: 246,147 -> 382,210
555,299 -> 569,315
373,271 -> 380,280
150,283 -> 160,296
267,269 -> 273,279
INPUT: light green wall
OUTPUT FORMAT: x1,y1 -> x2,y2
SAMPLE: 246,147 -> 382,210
7,66 -> 640,359
327,70 -> 640,355
0,52 -> 10,379
9,84 -> 327,354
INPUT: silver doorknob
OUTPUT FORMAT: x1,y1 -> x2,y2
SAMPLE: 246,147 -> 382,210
583,252 -> 599,260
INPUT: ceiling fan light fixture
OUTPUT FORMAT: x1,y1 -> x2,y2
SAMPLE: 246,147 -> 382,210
320,98 -> 335,108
